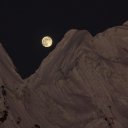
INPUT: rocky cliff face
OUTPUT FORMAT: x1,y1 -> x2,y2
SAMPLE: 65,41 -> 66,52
0,21 -> 128,128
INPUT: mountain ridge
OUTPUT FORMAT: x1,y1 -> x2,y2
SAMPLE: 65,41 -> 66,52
0,21 -> 128,127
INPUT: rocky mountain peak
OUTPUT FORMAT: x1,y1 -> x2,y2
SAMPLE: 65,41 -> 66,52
0,21 -> 128,128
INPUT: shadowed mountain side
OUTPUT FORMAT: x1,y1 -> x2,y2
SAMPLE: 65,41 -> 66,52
0,21 -> 128,127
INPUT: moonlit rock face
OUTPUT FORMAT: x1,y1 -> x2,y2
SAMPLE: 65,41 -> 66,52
1,21 -> 128,128
42,36 -> 53,47
123,21 -> 128,26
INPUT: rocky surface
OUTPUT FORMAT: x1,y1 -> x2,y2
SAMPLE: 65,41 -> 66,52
0,21 -> 128,127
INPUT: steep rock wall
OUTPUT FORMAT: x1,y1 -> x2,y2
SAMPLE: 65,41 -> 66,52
0,22 -> 128,128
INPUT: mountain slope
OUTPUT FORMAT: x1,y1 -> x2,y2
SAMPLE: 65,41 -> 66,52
0,21 -> 128,127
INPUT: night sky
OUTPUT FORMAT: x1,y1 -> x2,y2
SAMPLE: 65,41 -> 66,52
0,1 -> 128,78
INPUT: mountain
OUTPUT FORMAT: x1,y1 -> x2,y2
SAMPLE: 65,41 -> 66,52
0,21 -> 128,128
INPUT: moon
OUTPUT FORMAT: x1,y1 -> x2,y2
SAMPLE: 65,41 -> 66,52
41,36 -> 53,47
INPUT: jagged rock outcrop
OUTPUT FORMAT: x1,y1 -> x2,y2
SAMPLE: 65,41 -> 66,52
0,21 -> 128,128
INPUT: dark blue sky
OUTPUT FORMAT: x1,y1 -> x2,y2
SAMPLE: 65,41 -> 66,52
0,1 -> 128,78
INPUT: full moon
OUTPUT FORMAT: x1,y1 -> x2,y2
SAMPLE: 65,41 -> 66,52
41,36 -> 53,47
